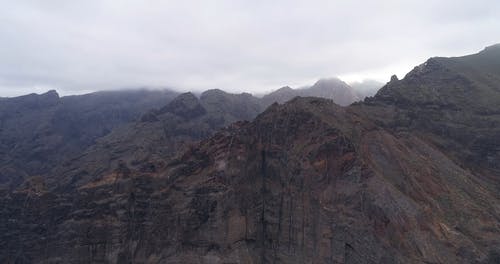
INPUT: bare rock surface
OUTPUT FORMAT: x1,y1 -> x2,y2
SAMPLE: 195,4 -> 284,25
1,46 -> 500,263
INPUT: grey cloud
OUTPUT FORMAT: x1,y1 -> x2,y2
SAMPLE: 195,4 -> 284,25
0,0 -> 499,96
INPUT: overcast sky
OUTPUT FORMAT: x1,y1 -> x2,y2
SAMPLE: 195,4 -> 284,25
0,0 -> 499,96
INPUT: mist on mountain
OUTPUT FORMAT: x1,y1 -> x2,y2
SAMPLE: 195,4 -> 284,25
261,77 -> 360,106
349,79 -> 384,99
1,44 -> 500,263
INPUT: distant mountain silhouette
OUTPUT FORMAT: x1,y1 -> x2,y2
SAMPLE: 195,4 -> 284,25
262,77 -> 360,106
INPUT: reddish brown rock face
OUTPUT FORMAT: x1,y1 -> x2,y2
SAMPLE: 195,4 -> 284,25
1,96 -> 499,263
153,98 -> 498,263
1,46 -> 500,263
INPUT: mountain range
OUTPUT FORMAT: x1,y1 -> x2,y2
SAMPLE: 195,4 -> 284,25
0,78 -> 372,191
1,45 -> 499,263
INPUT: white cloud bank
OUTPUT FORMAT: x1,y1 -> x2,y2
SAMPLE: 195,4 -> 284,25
0,0 -> 499,96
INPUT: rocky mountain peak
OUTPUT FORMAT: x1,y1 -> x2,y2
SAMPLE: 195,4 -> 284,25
390,74 -> 399,82
159,92 -> 206,119
39,90 -> 60,105
260,86 -> 298,105
199,88 -> 226,100
262,78 -> 360,107
312,77 -> 346,86
278,85 -> 292,90
307,77 -> 360,106
273,86 -> 294,94
44,89 -> 59,97
5,89 -> 61,109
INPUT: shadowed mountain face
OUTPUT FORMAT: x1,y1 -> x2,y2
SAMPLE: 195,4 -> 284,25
46,90 -> 265,191
261,78 -> 360,107
0,78 -> 365,191
0,88 -> 263,192
0,89 -> 179,189
1,46 -> 500,263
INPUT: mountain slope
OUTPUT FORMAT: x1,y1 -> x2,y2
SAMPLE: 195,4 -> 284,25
1,46 -> 500,263
158,98 -> 499,263
2,97 -> 498,263
366,44 -> 500,190
47,90 -> 265,190
0,89 -> 178,189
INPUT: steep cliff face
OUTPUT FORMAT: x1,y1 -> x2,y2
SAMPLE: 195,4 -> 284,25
2,98 -> 499,263
162,98 -> 500,263
1,46 -> 500,263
